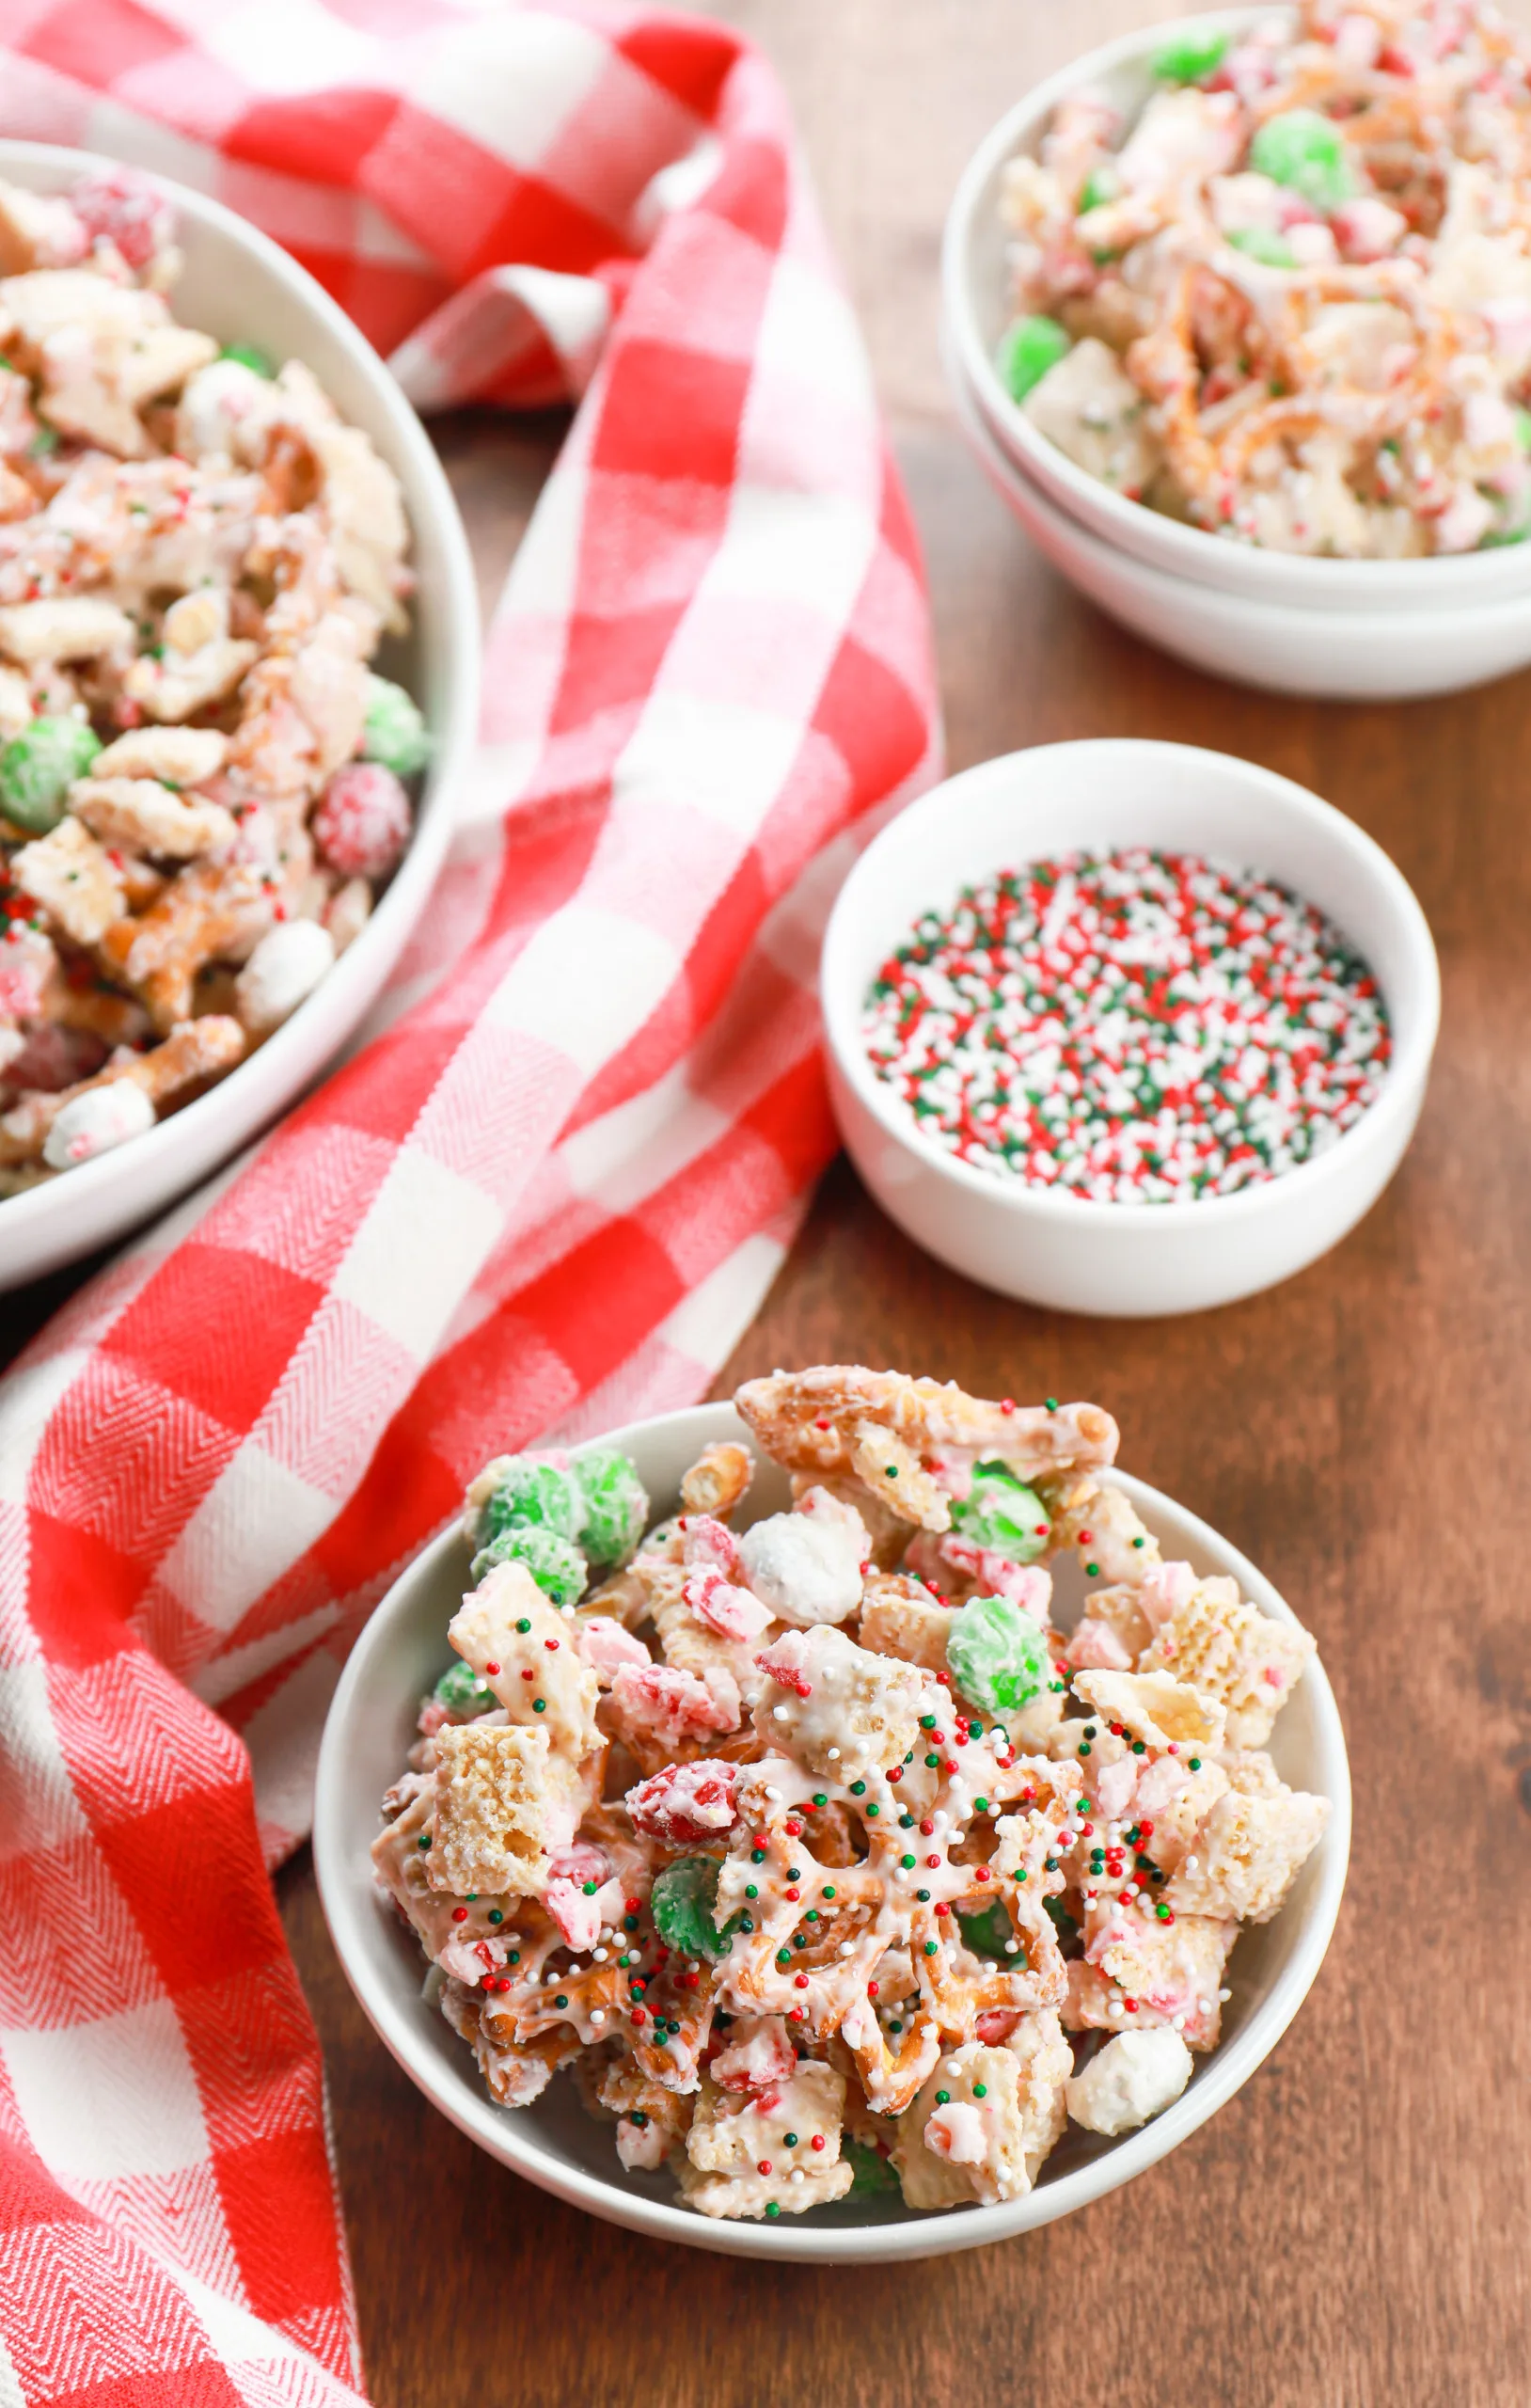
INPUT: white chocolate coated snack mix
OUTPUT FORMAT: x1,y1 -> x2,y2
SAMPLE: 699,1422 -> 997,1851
372,1369 -> 1330,2221
997,0 -> 1531,556
0,165 -> 431,1196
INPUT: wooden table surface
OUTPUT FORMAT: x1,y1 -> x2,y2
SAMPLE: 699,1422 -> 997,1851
6,6 -> 1529,2403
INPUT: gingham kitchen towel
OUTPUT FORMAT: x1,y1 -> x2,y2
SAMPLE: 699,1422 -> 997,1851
0,7 -> 939,2399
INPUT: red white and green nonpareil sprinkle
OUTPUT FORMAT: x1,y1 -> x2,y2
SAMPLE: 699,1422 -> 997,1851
860,848 -> 1390,1203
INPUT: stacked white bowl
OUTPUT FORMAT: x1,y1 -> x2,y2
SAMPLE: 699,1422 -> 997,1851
940,8 -> 1531,701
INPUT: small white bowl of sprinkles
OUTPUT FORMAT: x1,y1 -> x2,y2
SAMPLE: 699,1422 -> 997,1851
821,740 -> 1439,1316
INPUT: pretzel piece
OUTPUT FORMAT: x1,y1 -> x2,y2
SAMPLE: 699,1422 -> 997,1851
71,777 -> 237,861
90,725 -> 229,785
95,854 -> 280,1031
0,596 -> 134,664
441,1977 -> 580,2108
680,1441 -> 754,1520
121,585 -> 256,721
735,1367 -> 1118,1532
1072,1670 -> 1227,1755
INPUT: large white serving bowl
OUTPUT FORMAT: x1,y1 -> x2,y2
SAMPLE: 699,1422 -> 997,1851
0,140 -> 479,1292
314,1400 -> 1350,2264
942,6 -> 1531,612
821,739 -> 1440,1316
951,350 -> 1531,699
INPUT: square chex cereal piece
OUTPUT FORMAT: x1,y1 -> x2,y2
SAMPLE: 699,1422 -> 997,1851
1164,1782 -> 1330,1925
679,2063 -> 853,2220
894,2015 -> 1071,2210
427,1722 -> 571,1897
1138,1577 -> 1314,1746
449,1561 -> 603,1760
1070,1904 -> 1237,2050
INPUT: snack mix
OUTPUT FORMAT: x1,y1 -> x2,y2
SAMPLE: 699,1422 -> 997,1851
0,164 -> 426,1195
997,0 -> 1531,555
373,1368 -> 1330,2221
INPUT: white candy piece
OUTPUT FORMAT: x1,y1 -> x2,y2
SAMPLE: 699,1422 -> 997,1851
234,919 -> 335,1034
41,1079 -> 155,1170
737,1503 -> 862,1626
175,356 -> 279,463
1065,2029 -> 1192,2137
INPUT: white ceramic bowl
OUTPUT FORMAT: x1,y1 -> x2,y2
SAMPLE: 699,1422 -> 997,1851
950,347 -> 1531,699
0,140 -> 479,1292
821,738 -> 1440,1316
314,1400 -> 1350,2263
942,7 -> 1531,612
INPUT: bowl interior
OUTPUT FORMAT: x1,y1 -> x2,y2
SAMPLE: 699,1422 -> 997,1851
0,138 -> 471,831
822,741 -> 1439,1207
959,349 -> 1531,627
314,1401 -> 1349,2261
948,7 -> 1531,598
956,9 -> 1272,373
0,140 -> 478,1259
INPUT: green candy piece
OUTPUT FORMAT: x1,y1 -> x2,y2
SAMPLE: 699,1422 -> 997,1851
955,1897 -> 1014,1959
433,1658 -> 498,1720
573,1444 -> 649,1570
1249,109 -> 1353,214
0,717 -> 102,833
220,340 -> 276,377
470,1519 -> 588,1605
361,673 -> 431,779
949,1458 -> 1051,1564
996,314 -> 1071,405
1225,226 -> 1297,268
650,1855 -> 740,1960
1077,165 -> 1120,215
477,1458 -> 587,1549
843,2138 -> 899,2198
1152,27 -> 1230,83
946,1594 -> 1050,1716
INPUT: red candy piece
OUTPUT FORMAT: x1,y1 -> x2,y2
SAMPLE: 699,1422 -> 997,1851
312,761 -> 412,880
625,1758 -> 740,1846
71,165 -> 173,268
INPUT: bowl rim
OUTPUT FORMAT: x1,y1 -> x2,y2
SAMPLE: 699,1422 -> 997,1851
0,135 -> 479,1246
313,1398 -> 1351,2262
954,339 -> 1531,630
940,4 -> 1531,596
820,737 -> 1441,1229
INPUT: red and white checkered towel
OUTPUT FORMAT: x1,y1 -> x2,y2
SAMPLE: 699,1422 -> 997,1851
0,7 -> 939,2399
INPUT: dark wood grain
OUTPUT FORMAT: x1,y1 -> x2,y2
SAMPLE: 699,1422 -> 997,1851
9,5 -> 1531,2402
